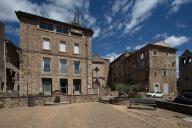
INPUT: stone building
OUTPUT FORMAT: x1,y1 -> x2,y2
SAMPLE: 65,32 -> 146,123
0,22 -> 20,93
108,52 -> 132,84
16,11 -> 94,95
178,50 -> 192,92
92,56 -> 110,89
109,42 -> 177,95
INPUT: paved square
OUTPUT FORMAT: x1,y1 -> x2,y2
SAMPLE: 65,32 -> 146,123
0,102 -> 191,128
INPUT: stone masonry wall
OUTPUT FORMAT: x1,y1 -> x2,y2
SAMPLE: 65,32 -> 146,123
19,17 -> 93,95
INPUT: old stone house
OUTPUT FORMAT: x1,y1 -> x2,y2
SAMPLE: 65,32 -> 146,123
178,49 -> 192,92
0,22 -> 20,93
108,52 -> 132,84
16,11 -> 94,95
92,56 -> 110,90
109,42 -> 177,95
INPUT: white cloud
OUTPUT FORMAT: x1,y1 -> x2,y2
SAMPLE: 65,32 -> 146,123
105,15 -> 112,24
93,27 -> 101,38
170,0 -> 192,13
126,46 -> 131,51
153,33 -> 168,40
164,35 -> 190,47
0,0 -> 102,39
112,0 -> 130,15
176,21 -> 186,29
134,43 -> 146,50
104,52 -> 121,62
124,0 -> 163,33
0,0 -> 97,28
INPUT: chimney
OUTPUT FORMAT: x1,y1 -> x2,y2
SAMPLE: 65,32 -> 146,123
73,12 -> 80,26
0,22 -> 5,39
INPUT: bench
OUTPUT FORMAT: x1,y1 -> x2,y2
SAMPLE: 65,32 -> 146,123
128,98 -> 156,110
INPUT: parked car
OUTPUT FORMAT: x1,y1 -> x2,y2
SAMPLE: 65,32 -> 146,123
174,91 -> 192,105
146,91 -> 164,98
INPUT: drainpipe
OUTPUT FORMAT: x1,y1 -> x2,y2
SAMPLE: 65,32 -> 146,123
3,40 -> 7,92
85,41 -> 88,95
26,21 -> 29,96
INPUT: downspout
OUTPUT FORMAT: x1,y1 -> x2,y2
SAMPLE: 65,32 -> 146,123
26,21 -> 29,96
85,40 -> 88,95
4,40 -> 7,92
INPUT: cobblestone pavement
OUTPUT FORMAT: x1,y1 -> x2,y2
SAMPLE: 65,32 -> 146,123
0,102 -> 191,128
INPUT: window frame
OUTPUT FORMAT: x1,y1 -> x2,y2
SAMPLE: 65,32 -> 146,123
59,59 -> 67,74
74,43 -> 80,54
152,49 -> 158,56
42,37 -> 51,50
59,41 -> 66,52
56,25 -> 69,34
42,57 -> 51,73
74,61 -> 80,74
39,22 -> 54,31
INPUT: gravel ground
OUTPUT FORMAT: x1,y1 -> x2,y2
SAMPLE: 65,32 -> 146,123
0,102 -> 191,128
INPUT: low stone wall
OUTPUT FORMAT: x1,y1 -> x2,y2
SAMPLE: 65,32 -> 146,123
156,100 -> 192,116
0,94 -> 99,108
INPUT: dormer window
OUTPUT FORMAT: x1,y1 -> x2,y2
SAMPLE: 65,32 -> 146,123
56,26 -> 69,34
39,22 -> 53,31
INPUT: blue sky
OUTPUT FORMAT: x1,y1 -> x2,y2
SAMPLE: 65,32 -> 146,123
0,0 -> 192,62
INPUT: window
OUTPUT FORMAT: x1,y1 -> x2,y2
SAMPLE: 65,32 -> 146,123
60,79 -> 68,94
163,70 -> 167,77
43,58 -> 51,72
181,58 -> 186,64
39,22 -> 53,31
43,38 -> 50,50
140,53 -> 144,59
187,57 -> 192,63
74,43 -> 80,54
59,41 -> 66,52
42,78 -> 52,95
74,61 -> 80,74
56,26 -> 69,34
152,50 -> 158,56
73,79 -> 81,94
172,62 -> 175,67
60,59 -> 67,73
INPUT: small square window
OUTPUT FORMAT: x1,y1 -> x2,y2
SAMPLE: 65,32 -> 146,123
43,38 -> 50,50
152,50 -> 158,56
